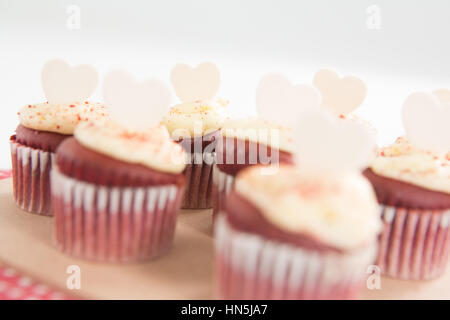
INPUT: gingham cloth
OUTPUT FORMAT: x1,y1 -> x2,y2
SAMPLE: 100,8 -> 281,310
0,169 -> 73,300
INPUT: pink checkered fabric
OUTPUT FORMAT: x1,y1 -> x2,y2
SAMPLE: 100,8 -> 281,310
0,266 -> 72,300
0,169 -> 75,300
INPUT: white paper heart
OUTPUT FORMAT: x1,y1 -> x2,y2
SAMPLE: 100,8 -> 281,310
103,70 -> 172,130
294,110 -> 376,172
170,62 -> 220,103
313,69 -> 367,115
256,73 -> 322,128
41,59 -> 98,104
402,92 -> 450,153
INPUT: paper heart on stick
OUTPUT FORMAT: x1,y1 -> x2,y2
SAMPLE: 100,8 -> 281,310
103,70 -> 172,130
41,59 -> 98,104
256,73 -> 322,128
294,110 -> 376,173
402,92 -> 450,153
313,69 -> 367,115
170,62 -> 220,103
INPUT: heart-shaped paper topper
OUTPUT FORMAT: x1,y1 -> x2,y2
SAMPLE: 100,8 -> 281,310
402,92 -> 450,153
41,59 -> 98,104
294,109 -> 376,173
170,62 -> 220,103
255,73 -> 322,128
313,69 -> 367,115
103,70 -> 172,130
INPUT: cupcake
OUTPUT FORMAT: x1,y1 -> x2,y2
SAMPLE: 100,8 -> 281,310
51,70 -> 187,262
10,60 -> 107,215
214,110 -> 380,299
162,62 -> 230,209
212,73 -> 321,218
52,122 -> 186,262
215,165 -> 380,299
213,117 -> 295,218
363,91 -> 450,280
364,138 -> 450,280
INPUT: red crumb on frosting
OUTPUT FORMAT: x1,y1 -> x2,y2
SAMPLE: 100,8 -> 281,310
69,104 -> 76,108
119,131 -> 151,142
293,183 -> 335,198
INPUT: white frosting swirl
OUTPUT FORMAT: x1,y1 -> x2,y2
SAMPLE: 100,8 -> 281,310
161,99 -> 230,138
75,121 -> 187,174
235,165 -> 381,250
370,137 -> 450,194
18,101 -> 108,135
221,117 -> 294,153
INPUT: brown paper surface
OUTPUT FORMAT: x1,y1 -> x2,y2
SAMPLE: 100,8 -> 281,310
0,179 -> 448,300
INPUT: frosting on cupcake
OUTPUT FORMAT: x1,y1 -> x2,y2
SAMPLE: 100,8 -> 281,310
18,101 -> 108,135
220,117 -> 294,153
74,121 -> 187,174
161,99 -> 230,138
234,165 -> 381,250
370,137 -> 450,194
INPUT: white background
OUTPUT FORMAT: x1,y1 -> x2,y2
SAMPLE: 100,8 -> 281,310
1,0 -> 449,169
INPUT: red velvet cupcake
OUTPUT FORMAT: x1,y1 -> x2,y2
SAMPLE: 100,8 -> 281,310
213,118 -> 295,219
52,121 -> 186,262
162,99 -> 229,209
214,165 -> 381,300
364,137 -> 450,280
212,72 -> 324,220
10,101 -> 107,215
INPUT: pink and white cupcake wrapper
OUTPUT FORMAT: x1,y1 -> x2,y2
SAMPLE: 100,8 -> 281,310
214,216 -> 377,300
10,141 -> 54,215
51,169 -> 184,263
376,205 -> 450,280
182,153 -> 214,209
212,165 -> 234,218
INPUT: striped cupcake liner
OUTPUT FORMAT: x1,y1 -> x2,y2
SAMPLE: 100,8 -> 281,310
214,216 -> 376,300
182,153 -> 214,209
10,141 -> 54,215
51,168 -> 184,263
376,205 -> 450,280
212,166 -> 234,219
